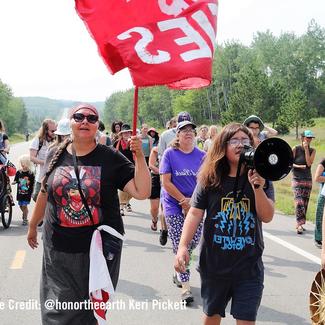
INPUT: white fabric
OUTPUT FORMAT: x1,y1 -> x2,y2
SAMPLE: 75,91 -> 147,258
158,128 -> 176,159
89,225 -> 124,324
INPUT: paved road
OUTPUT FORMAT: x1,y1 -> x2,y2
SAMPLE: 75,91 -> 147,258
0,142 -> 321,324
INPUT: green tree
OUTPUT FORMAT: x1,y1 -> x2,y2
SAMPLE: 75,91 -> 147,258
0,80 -> 27,135
281,88 -> 316,138
221,62 -> 270,124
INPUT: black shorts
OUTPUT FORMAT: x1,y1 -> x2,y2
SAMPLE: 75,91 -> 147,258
201,273 -> 264,321
149,173 -> 161,199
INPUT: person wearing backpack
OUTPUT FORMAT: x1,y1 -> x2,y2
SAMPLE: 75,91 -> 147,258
29,119 -> 57,202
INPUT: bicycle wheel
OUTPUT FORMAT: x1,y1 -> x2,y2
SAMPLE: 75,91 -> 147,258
1,194 -> 12,228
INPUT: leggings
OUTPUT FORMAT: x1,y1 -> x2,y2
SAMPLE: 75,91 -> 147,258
315,194 -> 325,242
292,179 -> 312,226
165,213 -> 202,283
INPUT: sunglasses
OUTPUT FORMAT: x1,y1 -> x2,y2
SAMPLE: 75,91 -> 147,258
72,113 -> 98,124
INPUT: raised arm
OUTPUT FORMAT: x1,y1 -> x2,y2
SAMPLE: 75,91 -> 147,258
304,144 -> 316,167
123,135 -> 151,199
264,125 -> 278,137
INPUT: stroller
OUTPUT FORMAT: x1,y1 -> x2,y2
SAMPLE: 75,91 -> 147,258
0,151 -> 15,228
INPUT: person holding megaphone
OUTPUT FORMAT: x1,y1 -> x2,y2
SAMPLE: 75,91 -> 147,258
175,123 -> 275,325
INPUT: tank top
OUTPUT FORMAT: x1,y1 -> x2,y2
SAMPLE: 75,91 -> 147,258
292,145 -> 314,180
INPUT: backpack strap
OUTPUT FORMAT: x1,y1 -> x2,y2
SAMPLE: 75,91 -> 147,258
36,138 -> 44,156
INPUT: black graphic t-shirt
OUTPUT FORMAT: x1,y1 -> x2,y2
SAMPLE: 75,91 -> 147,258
43,144 -> 135,253
14,170 -> 35,202
192,174 -> 274,280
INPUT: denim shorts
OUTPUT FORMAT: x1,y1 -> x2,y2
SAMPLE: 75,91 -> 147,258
201,273 -> 264,321
18,200 -> 30,206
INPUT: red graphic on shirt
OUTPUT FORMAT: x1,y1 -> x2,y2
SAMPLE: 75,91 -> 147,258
52,166 -> 101,227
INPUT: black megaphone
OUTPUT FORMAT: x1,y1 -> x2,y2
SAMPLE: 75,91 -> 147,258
241,138 -> 293,181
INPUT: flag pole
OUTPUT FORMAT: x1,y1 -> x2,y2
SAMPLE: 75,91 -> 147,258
132,86 -> 138,136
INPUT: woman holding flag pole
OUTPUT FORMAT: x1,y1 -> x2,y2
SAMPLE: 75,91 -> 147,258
27,103 -> 151,324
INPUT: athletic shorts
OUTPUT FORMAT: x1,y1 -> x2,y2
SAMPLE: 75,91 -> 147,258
149,174 -> 161,200
201,273 -> 264,321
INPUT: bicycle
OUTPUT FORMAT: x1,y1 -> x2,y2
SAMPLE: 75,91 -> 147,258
0,151 -> 15,229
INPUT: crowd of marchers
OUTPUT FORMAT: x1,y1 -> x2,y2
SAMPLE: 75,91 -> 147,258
0,107 -> 324,324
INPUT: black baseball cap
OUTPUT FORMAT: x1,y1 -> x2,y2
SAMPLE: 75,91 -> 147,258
177,111 -> 192,123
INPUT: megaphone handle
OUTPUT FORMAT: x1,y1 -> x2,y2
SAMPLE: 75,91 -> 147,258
254,184 -> 260,189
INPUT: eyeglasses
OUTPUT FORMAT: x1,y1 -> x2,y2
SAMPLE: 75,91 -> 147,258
179,128 -> 195,134
227,138 -> 251,146
72,113 -> 99,124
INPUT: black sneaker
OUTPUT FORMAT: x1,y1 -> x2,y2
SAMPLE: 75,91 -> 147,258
159,230 -> 168,246
181,290 -> 194,305
315,240 -> 322,249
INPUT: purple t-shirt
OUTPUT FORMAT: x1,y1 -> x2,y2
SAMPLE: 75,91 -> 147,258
160,147 -> 205,215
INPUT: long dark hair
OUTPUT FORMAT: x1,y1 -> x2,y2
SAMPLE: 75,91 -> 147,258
198,123 -> 253,189
111,121 -> 123,134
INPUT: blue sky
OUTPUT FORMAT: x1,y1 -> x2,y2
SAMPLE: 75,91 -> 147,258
0,0 -> 324,102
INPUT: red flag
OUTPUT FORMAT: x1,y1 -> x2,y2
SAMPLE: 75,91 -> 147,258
75,0 -> 218,89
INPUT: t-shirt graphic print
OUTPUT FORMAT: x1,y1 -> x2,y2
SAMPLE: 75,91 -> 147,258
52,166 -> 101,227
213,194 -> 255,251
14,170 -> 35,202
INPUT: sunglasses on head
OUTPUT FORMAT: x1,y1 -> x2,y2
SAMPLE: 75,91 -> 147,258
72,113 -> 98,124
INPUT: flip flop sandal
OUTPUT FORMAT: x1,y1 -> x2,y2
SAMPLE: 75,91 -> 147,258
151,220 -> 158,231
